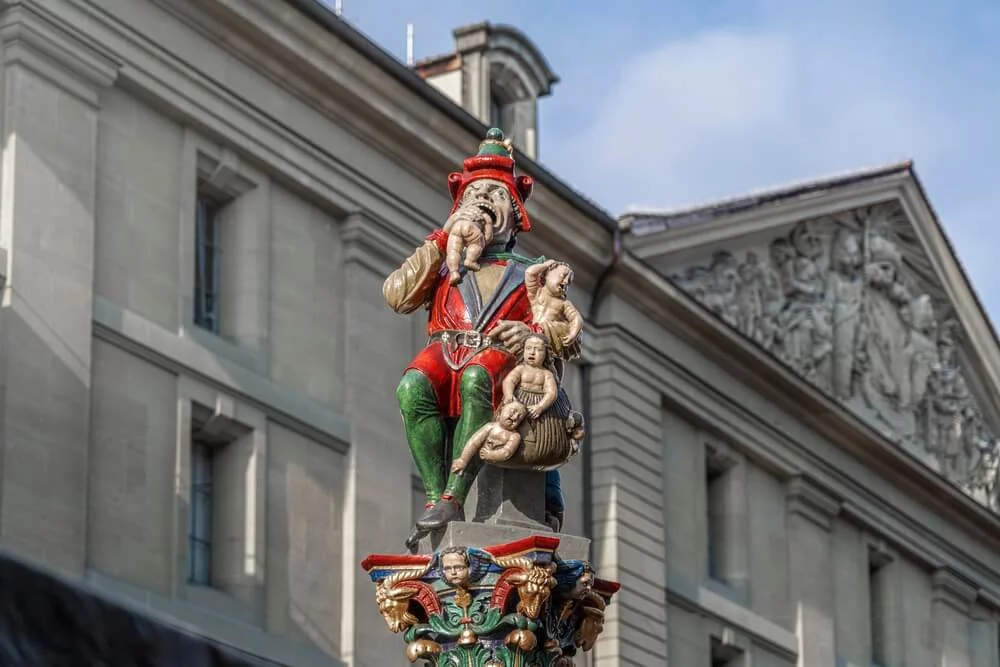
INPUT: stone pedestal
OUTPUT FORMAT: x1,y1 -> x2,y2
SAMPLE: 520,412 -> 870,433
414,521 -> 591,562
471,466 -> 549,530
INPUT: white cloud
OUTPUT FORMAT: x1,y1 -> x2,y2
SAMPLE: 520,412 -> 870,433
549,2 -> 1000,321
565,17 -> 958,212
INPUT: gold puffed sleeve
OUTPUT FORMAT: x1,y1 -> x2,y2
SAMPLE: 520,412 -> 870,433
383,240 -> 445,314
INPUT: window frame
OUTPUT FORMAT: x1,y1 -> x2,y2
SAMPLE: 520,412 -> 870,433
188,434 -> 215,585
193,196 -> 223,334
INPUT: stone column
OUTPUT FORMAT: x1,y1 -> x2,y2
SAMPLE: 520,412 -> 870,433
338,212 -> 422,666
0,3 -> 118,576
930,568 -> 977,667
968,603 -> 997,667
786,476 -> 840,667
588,331 -> 669,665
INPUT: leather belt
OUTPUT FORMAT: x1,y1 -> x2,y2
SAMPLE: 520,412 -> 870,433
430,329 -> 502,352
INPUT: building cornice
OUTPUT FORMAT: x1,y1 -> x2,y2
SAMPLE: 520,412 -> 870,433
0,1 -> 120,105
786,476 -> 842,532
932,568 -> 979,615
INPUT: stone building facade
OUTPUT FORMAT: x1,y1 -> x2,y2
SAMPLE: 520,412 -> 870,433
0,1 -> 998,666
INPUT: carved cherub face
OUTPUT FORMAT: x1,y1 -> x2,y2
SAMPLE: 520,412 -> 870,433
865,260 -> 896,288
769,239 -> 795,267
458,179 -> 515,240
569,571 -> 594,599
522,335 -> 548,367
832,231 -> 862,271
545,263 -> 574,298
710,253 -> 739,295
499,401 -> 527,430
791,222 -> 823,259
441,550 -> 471,587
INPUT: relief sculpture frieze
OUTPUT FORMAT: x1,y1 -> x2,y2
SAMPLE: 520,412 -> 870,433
670,203 -> 1000,510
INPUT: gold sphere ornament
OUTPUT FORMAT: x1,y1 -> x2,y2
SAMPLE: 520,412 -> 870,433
505,628 -> 538,652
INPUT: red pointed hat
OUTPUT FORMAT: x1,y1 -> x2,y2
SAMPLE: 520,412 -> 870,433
447,128 -> 533,232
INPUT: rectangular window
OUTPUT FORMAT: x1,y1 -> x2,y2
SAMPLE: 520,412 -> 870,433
189,434 -> 215,585
193,196 -> 221,333
710,637 -> 744,666
869,555 -> 889,667
706,458 -> 728,583
490,93 -> 504,130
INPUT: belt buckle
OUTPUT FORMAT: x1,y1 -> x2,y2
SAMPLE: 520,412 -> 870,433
464,331 -> 482,349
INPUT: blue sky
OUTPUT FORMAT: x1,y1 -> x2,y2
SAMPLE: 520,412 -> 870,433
326,0 -> 1000,322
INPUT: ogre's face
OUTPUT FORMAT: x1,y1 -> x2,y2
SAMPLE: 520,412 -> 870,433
457,178 -> 515,240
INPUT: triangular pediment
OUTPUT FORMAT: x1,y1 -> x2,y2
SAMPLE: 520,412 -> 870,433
624,163 -> 1000,511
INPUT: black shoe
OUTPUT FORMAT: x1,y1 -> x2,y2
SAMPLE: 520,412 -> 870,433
405,525 -> 428,553
415,497 -> 465,531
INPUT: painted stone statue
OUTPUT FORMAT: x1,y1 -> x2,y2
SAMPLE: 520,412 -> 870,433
363,129 -> 619,665
384,129 -> 581,537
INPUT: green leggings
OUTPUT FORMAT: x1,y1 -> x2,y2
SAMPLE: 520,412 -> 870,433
396,367 -> 494,505
397,367 -> 566,513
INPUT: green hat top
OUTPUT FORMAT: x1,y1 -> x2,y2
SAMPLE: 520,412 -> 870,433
477,127 -> 514,157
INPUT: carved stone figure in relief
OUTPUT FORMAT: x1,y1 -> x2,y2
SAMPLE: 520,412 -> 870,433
858,234 -> 910,421
898,294 -> 938,411
735,252 -> 764,341
925,365 -> 970,475
959,408 -> 992,485
774,223 -> 833,388
755,253 -> 785,349
968,438 -> 1000,509
827,228 -> 864,399
669,208 -> 1000,511
678,266 -> 712,306
711,251 -> 742,329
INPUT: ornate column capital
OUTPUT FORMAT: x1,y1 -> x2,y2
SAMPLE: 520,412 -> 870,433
362,535 -> 619,665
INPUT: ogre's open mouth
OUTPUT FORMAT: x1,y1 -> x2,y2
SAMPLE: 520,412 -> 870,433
474,202 -> 498,226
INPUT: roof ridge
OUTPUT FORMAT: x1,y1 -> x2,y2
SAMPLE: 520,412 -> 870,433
623,160 -> 913,234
